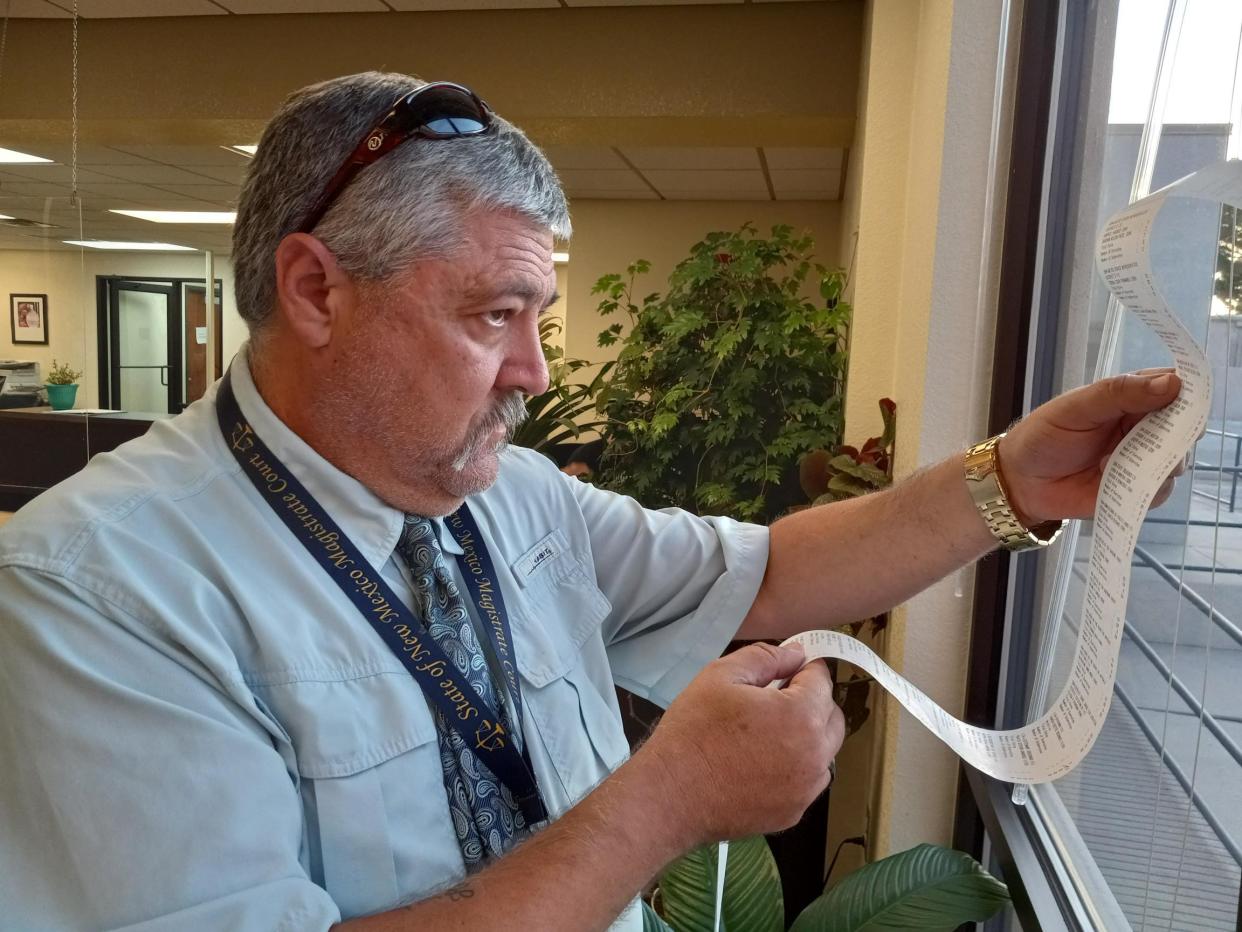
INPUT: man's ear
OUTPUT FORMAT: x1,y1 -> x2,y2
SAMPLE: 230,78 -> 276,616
273,233 -> 356,349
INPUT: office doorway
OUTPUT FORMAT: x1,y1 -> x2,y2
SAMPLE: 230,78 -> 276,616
96,276 -> 223,414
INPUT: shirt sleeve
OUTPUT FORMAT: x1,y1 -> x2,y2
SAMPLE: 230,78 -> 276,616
565,477 -> 770,708
0,565 -> 342,931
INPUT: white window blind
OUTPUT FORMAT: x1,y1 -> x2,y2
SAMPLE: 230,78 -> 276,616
1012,1 -> 1242,928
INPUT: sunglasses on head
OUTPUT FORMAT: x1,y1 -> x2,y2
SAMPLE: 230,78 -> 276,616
297,81 -> 494,235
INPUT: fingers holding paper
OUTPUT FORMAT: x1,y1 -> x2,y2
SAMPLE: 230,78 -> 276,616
997,367 -> 1186,524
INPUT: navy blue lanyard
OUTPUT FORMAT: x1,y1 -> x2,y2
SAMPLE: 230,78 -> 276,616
216,373 -> 545,823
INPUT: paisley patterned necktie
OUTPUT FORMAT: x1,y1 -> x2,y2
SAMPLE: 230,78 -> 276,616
395,514 -> 527,868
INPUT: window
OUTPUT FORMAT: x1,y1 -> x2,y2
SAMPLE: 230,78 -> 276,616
967,1 -> 1242,929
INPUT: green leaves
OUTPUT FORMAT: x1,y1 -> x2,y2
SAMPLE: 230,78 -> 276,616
592,224 -> 851,523
659,837 -> 784,932
517,319 -> 614,453
789,844 -> 1010,932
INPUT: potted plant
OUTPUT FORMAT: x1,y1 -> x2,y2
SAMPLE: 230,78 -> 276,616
644,836 -> 1009,931
592,224 -> 851,524
44,359 -> 82,411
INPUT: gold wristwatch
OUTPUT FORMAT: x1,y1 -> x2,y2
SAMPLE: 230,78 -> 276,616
964,434 -> 1066,552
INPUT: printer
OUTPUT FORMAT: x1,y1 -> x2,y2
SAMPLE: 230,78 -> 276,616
0,360 -> 43,408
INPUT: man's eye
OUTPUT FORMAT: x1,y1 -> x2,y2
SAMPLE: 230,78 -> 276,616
484,309 -> 513,326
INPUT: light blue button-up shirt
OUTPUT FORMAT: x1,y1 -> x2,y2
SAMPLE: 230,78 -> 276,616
0,351 -> 769,931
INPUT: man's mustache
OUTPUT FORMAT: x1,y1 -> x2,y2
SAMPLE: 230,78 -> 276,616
451,392 -> 528,471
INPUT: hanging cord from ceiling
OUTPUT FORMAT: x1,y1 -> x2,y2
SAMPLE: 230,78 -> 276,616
70,0 -> 79,207
0,1 -> 11,103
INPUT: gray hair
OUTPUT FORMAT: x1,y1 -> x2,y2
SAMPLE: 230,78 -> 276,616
232,71 -> 571,332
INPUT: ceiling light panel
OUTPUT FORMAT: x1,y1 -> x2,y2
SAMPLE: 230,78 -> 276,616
0,147 -> 53,164
65,240 -> 196,251
111,210 -> 236,224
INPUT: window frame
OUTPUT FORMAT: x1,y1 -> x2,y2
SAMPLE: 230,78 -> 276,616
953,0 -> 1146,927
957,1 -> 1242,927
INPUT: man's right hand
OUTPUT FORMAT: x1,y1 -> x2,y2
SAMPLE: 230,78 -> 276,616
341,642 -> 844,931
640,642 -> 846,846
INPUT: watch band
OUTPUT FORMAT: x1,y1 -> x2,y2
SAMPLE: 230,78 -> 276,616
964,434 -> 1066,552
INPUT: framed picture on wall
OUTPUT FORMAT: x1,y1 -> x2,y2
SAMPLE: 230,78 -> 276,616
10,294 -> 48,345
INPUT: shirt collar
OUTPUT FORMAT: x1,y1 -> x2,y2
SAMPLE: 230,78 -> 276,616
221,345 -> 463,567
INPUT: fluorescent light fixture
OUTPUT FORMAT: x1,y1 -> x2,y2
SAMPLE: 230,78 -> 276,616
0,214 -> 12,221
0,147 -> 52,164
110,209 -> 236,224
552,252 -> 569,263
64,240 -> 195,251
225,144 -> 258,158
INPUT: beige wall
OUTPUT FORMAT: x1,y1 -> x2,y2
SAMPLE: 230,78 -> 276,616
831,0 -> 1012,863
0,250 -> 243,408
561,199 -> 845,368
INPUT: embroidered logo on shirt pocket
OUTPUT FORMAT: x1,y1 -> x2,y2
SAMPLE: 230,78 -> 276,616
511,530 -> 566,588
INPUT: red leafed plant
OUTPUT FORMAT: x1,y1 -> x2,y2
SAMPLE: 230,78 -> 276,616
799,398 -> 896,506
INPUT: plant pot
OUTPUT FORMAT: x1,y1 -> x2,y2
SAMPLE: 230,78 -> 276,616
46,383 -> 78,411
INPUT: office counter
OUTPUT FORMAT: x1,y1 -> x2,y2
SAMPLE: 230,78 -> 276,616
0,408 -> 168,510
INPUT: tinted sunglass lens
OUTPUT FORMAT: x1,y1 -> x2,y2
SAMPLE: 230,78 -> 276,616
423,115 -> 487,135
400,85 -> 489,136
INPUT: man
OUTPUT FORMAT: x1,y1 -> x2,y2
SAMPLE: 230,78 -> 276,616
0,73 -> 1182,931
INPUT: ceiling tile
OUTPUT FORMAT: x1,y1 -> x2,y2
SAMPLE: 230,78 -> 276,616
566,190 -> 659,200
0,166 -> 127,185
642,169 -> 768,196
74,182 -> 205,201
569,0 -> 738,6
6,1 -> 70,17
155,184 -> 240,204
0,182 -> 72,197
558,169 -> 650,194
7,144 -> 159,166
388,0 -> 557,8
661,190 -> 771,201
92,164 -> 231,184
72,0 -> 225,16
769,169 -> 838,196
541,146 -> 628,171
0,196 -> 77,216
218,0 -> 387,10
763,147 -> 844,171
773,191 -> 837,202
178,165 -> 248,184
623,147 -> 760,170
109,144 -> 252,167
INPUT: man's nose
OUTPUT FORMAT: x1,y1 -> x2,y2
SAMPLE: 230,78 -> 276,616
499,317 -> 550,398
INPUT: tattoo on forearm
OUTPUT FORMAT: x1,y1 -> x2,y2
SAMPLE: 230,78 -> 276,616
444,885 -> 476,903
400,881 -> 476,912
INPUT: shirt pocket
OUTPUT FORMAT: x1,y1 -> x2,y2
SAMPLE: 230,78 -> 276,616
249,666 -> 462,920
509,555 -> 631,804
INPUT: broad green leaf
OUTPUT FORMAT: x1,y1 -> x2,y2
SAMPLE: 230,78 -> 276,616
659,837 -> 783,932
789,844 -> 1009,932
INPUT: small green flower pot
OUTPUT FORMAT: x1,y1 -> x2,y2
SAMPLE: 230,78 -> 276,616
46,383 -> 78,411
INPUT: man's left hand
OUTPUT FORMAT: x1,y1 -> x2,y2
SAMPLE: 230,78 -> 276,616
999,368 -> 1186,526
